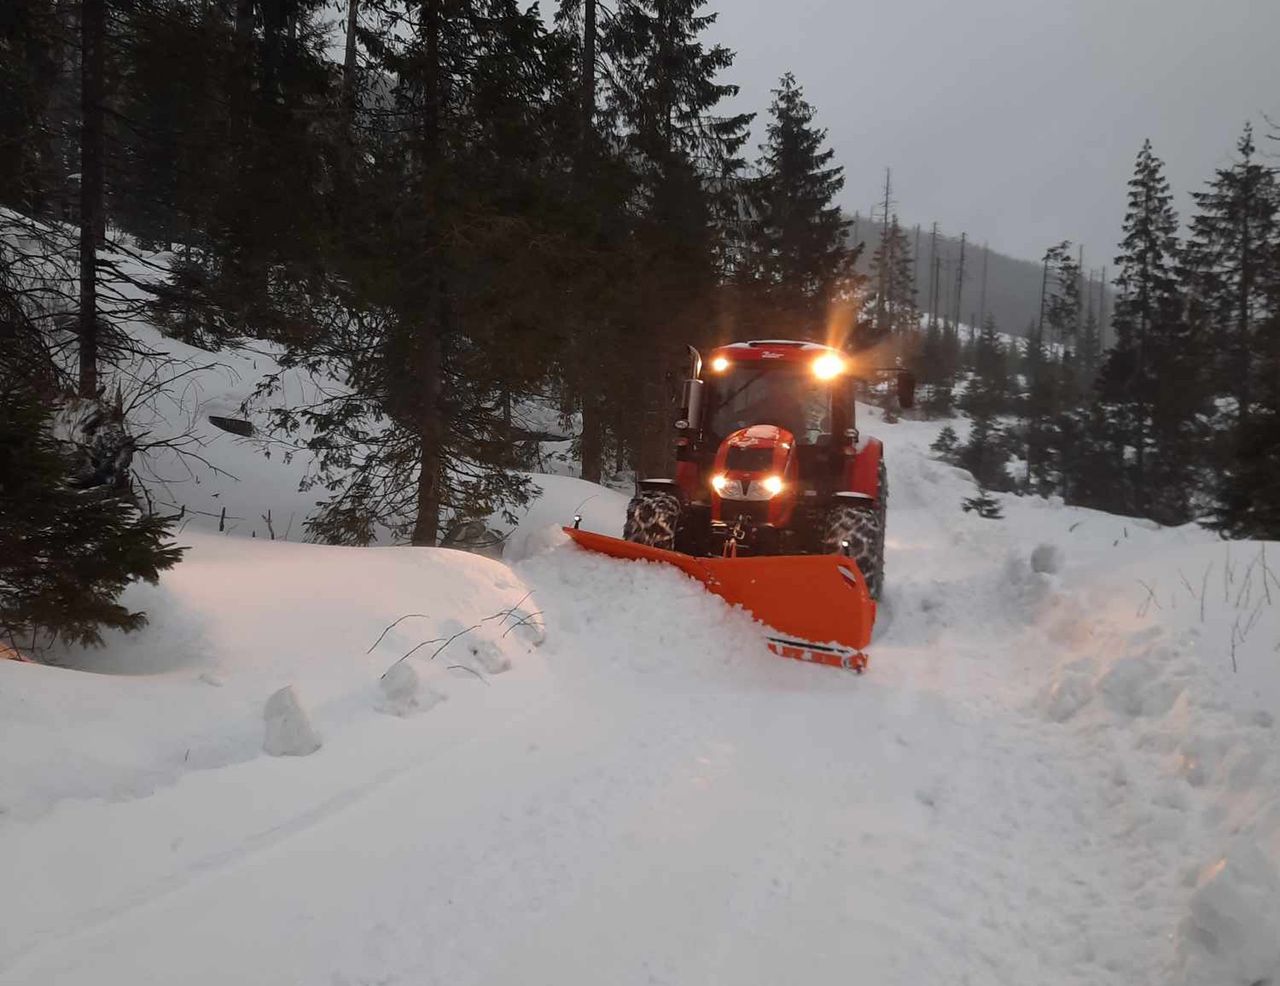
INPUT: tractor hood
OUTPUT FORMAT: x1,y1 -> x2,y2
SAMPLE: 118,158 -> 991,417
712,425 -> 796,502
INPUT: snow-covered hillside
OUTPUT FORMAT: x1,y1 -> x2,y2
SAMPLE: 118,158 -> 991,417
4,378 -> 1279,984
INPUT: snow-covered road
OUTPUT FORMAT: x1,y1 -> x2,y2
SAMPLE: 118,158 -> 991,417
3,416 -> 1277,986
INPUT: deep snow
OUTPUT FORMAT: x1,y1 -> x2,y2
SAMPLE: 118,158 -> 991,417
4,401 -> 1279,985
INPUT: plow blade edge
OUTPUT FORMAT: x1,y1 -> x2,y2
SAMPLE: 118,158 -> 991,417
563,528 -> 875,671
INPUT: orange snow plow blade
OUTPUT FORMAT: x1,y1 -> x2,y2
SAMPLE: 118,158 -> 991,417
563,528 -> 875,671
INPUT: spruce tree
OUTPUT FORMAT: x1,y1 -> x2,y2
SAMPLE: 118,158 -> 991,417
1187,124 -> 1280,536
601,0 -> 751,476
741,72 -> 854,338
1185,124 -> 1279,434
0,385 -> 183,652
259,0 -> 570,545
960,315 -> 1010,419
865,214 -> 918,344
0,260 -> 182,653
962,486 -> 1003,519
1021,322 -> 1056,493
1094,140 -> 1199,521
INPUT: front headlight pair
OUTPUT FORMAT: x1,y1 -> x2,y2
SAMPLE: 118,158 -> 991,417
711,473 -> 785,499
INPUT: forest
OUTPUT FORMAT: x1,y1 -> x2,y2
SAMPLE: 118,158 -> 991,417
2,0 -> 1278,645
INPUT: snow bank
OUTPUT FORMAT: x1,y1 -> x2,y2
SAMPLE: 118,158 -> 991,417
502,473 -> 629,562
0,533 -> 541,823
1032,539 -> 1280,985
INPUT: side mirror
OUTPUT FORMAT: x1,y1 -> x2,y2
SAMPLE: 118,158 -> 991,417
897,371 -> 916,410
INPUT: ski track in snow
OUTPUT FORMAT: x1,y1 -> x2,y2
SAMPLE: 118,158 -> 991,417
2,410 -> 1274,984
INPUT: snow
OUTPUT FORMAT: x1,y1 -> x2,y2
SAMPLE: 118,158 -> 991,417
6,404 -> 1278,984
5,223 -> 1280,982
262,685 -> 323,756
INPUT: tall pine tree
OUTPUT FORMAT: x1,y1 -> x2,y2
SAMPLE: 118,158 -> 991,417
601,0 -> 750,477
741,72 -> 855,339
1094,140 -> 1201,521
1187,124 -> 1280,535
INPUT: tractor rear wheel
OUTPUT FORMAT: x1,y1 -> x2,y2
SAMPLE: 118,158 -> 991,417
623,490 -> 682,551
823,460 -> 888,600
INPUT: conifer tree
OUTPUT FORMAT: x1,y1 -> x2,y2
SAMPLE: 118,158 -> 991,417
261,0 -> 570,545
1,258 -> 182,653
1078,275 -> 1103,388
1021,322 -> 1056,493
960,315 -> 1009,418
742,72 -> 854,337
1187,124 -> 1280,535
1094,140 -> 1198,520
1185,124 -> 1279,434
601,0 -> 751,476
865,214 -> 918,346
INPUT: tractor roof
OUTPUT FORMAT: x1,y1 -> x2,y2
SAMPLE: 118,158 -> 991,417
707,340 -> 842,365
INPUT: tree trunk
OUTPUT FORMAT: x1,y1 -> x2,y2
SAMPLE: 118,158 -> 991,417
580,390 -> 604,484
581,0 -> 596,142
411,0 -> 445,546
575,0 -> 604,485
77,0 -> 104,399
341,0 -> 360,133
410,325 -> 444,546
235,0 -> 254,40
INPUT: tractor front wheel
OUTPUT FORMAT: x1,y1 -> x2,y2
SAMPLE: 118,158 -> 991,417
623,490 -> 682,551
823,461 -> 888,600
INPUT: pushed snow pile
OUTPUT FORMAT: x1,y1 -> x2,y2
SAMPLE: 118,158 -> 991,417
262,685 -> 322,756
1180,843 -> 1280,985
501,473 -> 628,562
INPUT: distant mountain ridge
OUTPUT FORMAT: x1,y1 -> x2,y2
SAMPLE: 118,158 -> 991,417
846,216 -> 1115,345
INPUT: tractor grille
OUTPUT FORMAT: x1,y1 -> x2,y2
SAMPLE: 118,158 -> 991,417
725,446 -> 773,472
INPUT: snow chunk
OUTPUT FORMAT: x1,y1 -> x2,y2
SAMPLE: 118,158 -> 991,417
1041,673 -> 1094,722
1178,842 -> 1280,985
263,686 -> 322,757
1030,542 -> 1064,575
1097,655 -> 1181,718
377,663 -> 445,718
465,639 -> 512,675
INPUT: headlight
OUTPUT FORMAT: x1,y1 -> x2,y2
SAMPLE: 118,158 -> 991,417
710,356 -> 730,373
711,473 -> 727,492
761,474 -> 784,496
812,353 -> 845,380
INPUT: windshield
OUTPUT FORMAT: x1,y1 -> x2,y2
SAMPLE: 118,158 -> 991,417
706,367 -> 832,445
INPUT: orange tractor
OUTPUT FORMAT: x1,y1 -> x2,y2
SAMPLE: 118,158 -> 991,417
566,340 -> 914,672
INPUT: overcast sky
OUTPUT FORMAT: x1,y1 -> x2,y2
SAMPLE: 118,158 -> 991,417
708,0 -> 1280,267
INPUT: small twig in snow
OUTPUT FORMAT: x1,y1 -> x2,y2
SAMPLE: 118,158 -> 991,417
1235,553 -> 1261,610
423,624 -> 483,663
482,590 -> 534,628
502,612 -> 544,637
446,664 -> 491,685
367,614 -> 433,654
1241,596 -> 1266,641
1137,579 -> 1163,617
